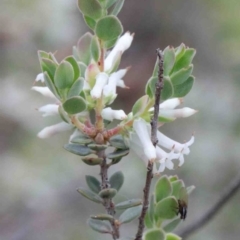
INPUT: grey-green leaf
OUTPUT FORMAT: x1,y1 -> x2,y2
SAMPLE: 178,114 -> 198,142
155,175 -> 172,203
91,36 -> 101,62
163,218 -> 182,232
41,58 -> 57,81
144,229 -> 165,240
77,187 -> 103,203
76,32 -> 93,65
43,72 -> 60,99
95,16 -> 123,41
115,199 -> 142,210
84,15 -> 96,30
65,56 -> 81,82
67,78 -> 84,98
171,180 -> 184,199
110,0 -> 125,16
155,196 -> 178,220
173,76 -> 194,98
164,46 -> 175,76
64,143 -> 92,156
161,76 -> 173,100
107,149 -> 129,159
171,65 -> 193,85
98,188 -> 117,198
173,48 -> 196,73
87,219 -> 112,233
86,175 -> 101,193
54,61 -> 74,89
63,96 -> 87,114
78,0 -> 103,20
91,214 -> 114,221
109,135 -> 128,149
119,205 -> 142,224
109,171 -> 124,191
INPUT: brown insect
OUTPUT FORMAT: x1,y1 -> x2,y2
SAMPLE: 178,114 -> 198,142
177,187 -> 188,220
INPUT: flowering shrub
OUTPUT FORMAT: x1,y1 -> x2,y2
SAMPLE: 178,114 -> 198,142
32,1 -> 197,240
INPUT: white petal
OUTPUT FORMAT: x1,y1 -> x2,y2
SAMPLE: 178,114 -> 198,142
90,72 -> 108,99
104,32 -> 133,71
157,131 -> 194,155
160,98 -> 182,109
32,86 -> 57,99
37,122 -> 72,138
160,108 -> 197,119
133,118 -> 156,160
35,73 -> 44,83
117,79 -> 128,88
101,107 -> 127,121
37,104 -> 59,117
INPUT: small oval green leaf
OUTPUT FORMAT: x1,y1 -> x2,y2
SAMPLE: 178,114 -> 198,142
54,61 -> 74,89
109,135 -> 128,149
171,65 -> 193,85
107,149 -> 129,159
84,15 -> 96,30
109,171 -> 124,191
67,78 -> 84,98
78,0 -> 103,20
86,175 -> 101,193
173,76 -> 194,98
95,16 -> 123,41
77,187 -> 103,203
65,56 -> 81,82
144,229 -> 165,240
115,199 -> 142,210
119,205 -> 142,224
110,0 -> 125,16
63,96 -> 87,114
43,72 -> 60,99
87,219 -> 112,233
41,58 -> 57,80
155,175 -> 172,203
164,46 -> 175,76
91,36 -> 101,62
64,143 -> 92,156
98,188 -> 117,198
161,77 -> 173,100
91,214 -> 114,221
166,233 -> 182,240
163,218 -> 182,232
155,196 -> 178,220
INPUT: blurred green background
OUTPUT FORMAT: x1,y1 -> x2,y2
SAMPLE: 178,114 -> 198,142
1,0 -> 240,239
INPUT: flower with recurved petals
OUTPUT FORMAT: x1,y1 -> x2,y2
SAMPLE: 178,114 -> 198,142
127,118 -> 194,174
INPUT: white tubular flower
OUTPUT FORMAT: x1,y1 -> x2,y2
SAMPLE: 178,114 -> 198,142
90,72 -> 108,99
37,122 -> 72,139
103,69 -> 127,97
35,73 -> 44,83
133,118 -> 156,161
160,108 -> 197,119
32,86 -> 57,99
104,32 -> 134,71
101,107 -> 127,121
160,98 -> 182,109
37,104 -> 59,117
157,131 -> 194,155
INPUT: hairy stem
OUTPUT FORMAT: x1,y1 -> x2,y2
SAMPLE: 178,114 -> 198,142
135,49 -> 164,240
98,150 -> 119,239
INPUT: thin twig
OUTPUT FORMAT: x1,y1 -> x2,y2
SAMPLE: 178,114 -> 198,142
178,170 -> 240,239
99,150 -> 119,239
135,49 -> 164,240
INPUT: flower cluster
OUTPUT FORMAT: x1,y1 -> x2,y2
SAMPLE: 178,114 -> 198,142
128,98 -> 196,174
32,32 -> 133,139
